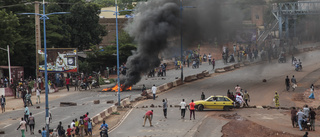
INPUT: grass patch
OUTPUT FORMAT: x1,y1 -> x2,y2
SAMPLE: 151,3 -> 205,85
111,111 -> 120,115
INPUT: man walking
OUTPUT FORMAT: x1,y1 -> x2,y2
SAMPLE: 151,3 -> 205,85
163,99 -> 168,118
143,110 -> 153,127
189,100 -> 195,120
243,90 -> 250,107
208,53 -> 212,65
28,113 -> 35,135
24,105 -> 30,123
17,117 -> 27,137
309,108 -> 316,131
1,95 -> 5,113
297,109 -> 305,131
152,85 -> 157,100
285,76 -> 290,91
180,99 -> 186,119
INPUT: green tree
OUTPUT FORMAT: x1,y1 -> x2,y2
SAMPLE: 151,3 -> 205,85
0,9 -> 20,65
66,1 -> 107,50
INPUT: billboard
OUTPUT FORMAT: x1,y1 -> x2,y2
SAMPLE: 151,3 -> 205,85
39,48 -> 78,73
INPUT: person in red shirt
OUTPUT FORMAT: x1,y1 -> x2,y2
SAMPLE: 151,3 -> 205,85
143,110 -> 153,127
189,100 -> 195,120
67,125 -> 72,137
66,77 -> 70,91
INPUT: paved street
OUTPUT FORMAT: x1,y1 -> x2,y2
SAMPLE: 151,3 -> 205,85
1,43 -> 319,136
110,47 -> 320,137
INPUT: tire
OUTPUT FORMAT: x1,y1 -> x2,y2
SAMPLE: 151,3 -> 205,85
223,106 -> 230,111
198,105 -> 204,111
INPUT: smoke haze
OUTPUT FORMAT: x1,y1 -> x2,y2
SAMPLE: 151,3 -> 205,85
122,0 -> 246,86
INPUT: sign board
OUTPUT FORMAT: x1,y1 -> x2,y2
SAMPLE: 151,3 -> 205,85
39,48 -> 78,73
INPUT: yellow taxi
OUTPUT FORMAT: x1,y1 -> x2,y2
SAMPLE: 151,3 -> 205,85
194,95 -> 234,111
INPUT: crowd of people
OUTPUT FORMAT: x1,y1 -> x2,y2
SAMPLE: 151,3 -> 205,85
291,105 -> 316,131
17,110 -> 97,137
225,85 -> 251,108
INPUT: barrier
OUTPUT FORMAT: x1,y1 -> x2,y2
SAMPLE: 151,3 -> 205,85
215,68 -> 225,73
196,73 -> 204,79
234,63 -> 240,68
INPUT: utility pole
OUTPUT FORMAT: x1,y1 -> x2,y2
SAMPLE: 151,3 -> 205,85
35,1 -> 41,79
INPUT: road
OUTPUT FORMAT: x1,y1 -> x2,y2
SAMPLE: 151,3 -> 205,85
0,89 -> 141,137
110,49 -> 320,137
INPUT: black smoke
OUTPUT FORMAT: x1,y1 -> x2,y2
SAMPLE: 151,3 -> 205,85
122,0 -> 247,86
122,0 -> 180,86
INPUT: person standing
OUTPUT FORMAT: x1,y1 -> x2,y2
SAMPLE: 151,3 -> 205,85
309,108 -> 316,131
152,85 -> 157,100
57,121 -> 63,137
24,105 -> 30,123
143,110 -> 153,127
25,92 -> 33,106
1,95 -> 5,113
235,85 -> 241,93
87,119 -> 92,136
291,107 -> 297,128
84,114 -> 89,136
243,90 -> 250,107
141,84 -> 146,93
201,92 -> 205,100
274,91 -> 280,107
303,105 -> 310,118
41,127 -> 47,137
189,100 -> 195,120
180,99 -> 186,119
79,116 -> 85,137
309,84 -> 315,99
285,76 -> 290,91
291,75 -> 297,91
163,99 -> 168,119
297,109 -> 305,131
212,58 -> 215,70
75,76 -> 79,91
28,113 -> 35,135
208,53 -> 212,65
17,118 -> 27,137
67,125 -> 72,137
36,87 -> 41,104
66,77 -> 70,92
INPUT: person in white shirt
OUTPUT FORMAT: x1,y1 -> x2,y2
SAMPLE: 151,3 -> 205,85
36,88 -> 41,104
208,53 -> 212,65
17,117 -> 27,136
151,85 -> 157,100
70,120 -> 75,129
180,99 -> 186,119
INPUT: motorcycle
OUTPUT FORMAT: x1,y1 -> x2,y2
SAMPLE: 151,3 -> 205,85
91,79 -> 100,88
100,127 -> 108,137
295,63 -> 302,71
157,69 -> 163,77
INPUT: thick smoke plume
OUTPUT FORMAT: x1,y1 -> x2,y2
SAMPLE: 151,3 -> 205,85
122,0 -> 245,86
122,0 -> 180,86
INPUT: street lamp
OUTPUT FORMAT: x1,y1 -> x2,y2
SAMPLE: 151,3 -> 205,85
101,0 -> 133,106
0,45 -> 11,86
179,0 -> 195,83
18,0 -> 69,136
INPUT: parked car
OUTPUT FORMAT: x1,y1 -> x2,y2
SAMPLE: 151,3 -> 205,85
194,95 -> 234,111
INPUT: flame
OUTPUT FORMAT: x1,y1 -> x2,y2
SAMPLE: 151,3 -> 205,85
102,84 -> 132,92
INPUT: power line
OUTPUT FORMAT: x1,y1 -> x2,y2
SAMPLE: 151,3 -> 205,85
0,2 -> 75,9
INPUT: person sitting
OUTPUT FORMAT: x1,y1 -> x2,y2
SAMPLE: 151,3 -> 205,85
100,121 -> 108,137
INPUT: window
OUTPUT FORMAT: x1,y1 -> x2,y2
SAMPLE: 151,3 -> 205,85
256,15 -> 259,20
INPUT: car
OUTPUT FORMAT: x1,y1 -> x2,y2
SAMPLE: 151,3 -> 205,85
194,95 -> 234,111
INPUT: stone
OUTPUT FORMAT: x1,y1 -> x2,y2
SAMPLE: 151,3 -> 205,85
107,100 -> 114,104
150,104 -> 155,108
60,102 -> 77,107
93,100 -> 100,104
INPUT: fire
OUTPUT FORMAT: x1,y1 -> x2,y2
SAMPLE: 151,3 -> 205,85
102,84 -> 132,92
